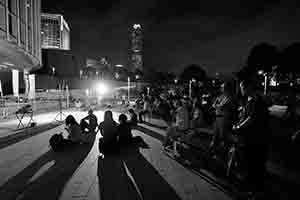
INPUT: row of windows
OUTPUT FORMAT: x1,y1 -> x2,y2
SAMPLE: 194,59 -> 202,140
0,0 -> 40,60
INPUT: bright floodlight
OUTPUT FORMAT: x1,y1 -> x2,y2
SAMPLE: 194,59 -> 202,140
97,83 -> 108,95
258,70 -> 264,75
133,24 -> 141,29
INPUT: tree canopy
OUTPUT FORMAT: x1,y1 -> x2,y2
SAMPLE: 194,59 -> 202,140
180,64 -> 207,82
247,42 -> 279,74
279,42 -> 300,75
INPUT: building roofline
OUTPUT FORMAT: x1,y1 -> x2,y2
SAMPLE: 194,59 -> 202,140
41,13 -> 70,31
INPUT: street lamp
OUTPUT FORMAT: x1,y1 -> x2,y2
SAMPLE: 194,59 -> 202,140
115,72 -> 120,79
127,77 -> 130,102
189,78 -> 196,98
52,67 -> 55,76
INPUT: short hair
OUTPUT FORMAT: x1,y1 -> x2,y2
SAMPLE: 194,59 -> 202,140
119,114 -> 127,123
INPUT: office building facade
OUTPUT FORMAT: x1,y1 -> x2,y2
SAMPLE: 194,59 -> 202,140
0,0 -> 41,96
41,13 -> 70,50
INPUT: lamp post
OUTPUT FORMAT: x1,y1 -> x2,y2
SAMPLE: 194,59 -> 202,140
264,72 -> 268,95
189,80 -> 192,99
147,87 -> 150,96
127,76 -> 130,102
258,70 -> 268,95
189,78 -> 196,99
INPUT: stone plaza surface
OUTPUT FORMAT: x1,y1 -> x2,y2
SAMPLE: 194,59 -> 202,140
0,110 -> 231,200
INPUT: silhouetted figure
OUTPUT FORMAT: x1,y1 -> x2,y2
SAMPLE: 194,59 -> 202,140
117,114 -> 133,145
210,81 -> 238,152
98,110 -> 118,154
65,115 -> 85,145
234,79 -> 269,195
128,108 -> 138,126
139,96 -> 151,123
81,109 -> 98,134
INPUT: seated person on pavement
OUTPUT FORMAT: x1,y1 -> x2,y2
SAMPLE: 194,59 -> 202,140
65,115 -> 88,144
80,109 -> 98,134
128,108 -> 138,126
98,110 -> 119,153
117,114 -> 133,145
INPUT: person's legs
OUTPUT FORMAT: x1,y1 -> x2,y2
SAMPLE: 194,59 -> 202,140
138,110 -> 145,122
244,144 -> 266,193
210,118 -> 221,151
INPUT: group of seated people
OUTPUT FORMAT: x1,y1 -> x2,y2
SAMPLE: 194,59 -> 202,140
50,108 -> 139,153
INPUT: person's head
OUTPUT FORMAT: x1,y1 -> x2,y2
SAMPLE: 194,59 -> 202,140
103,110 -> 113,122
128,108 -> 134,114
65,115 -> 78,126
88,109 -> 93,115
118,114 -> 127,124
240,79 -> 254,97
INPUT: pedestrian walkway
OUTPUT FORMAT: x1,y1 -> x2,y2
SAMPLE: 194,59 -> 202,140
0,110 -> 231,200
137,116 -> 300,197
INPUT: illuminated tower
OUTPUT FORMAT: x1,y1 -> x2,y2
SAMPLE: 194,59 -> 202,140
131,24 -> 143,71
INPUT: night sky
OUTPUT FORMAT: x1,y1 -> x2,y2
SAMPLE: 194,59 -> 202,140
42,0 -> 300,76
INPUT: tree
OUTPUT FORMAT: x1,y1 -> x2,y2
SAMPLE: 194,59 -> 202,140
179,64 -> 207,83
247,42 -> 279,75
236,42 -> 279,94
279,42 -> 300,79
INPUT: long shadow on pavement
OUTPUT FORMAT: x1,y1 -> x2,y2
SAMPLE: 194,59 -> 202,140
0,122 -> 63,150
141,121 -> 167,130
133,126 -> 165,142
0,134 -> 96,200
97,137 -> 182,200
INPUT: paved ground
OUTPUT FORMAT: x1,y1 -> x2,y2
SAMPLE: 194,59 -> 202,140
0,110 -> 232,200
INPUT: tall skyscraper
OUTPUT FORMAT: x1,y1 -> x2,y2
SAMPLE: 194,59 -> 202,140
41,13 -> 70,50
130,24 -> 143,71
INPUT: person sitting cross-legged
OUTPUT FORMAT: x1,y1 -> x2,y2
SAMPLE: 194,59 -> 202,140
80,109 -> 98,134
65,115 -> 88,144
117,114 -> 133,145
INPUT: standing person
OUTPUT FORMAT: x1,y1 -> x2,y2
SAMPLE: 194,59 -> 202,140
81,109 -> 98,134
138,96 -> 151,123
157,97 -> 172,124
210,81 -> 238,153
98,110 -> 118,153
117,114 -> 133,145
128,108 -> 138,126
234,79 -> 269,196
190,98 -> 206,130
163,99 -> 190,147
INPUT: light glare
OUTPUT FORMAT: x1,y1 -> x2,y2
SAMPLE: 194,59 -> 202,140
97,83 -> 108,94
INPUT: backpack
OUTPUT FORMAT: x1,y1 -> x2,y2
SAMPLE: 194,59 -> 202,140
49,133 -> 64,152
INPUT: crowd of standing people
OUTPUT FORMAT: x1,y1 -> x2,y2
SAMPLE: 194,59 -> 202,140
48,78 -> 273,197
132,79 -> 271,196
